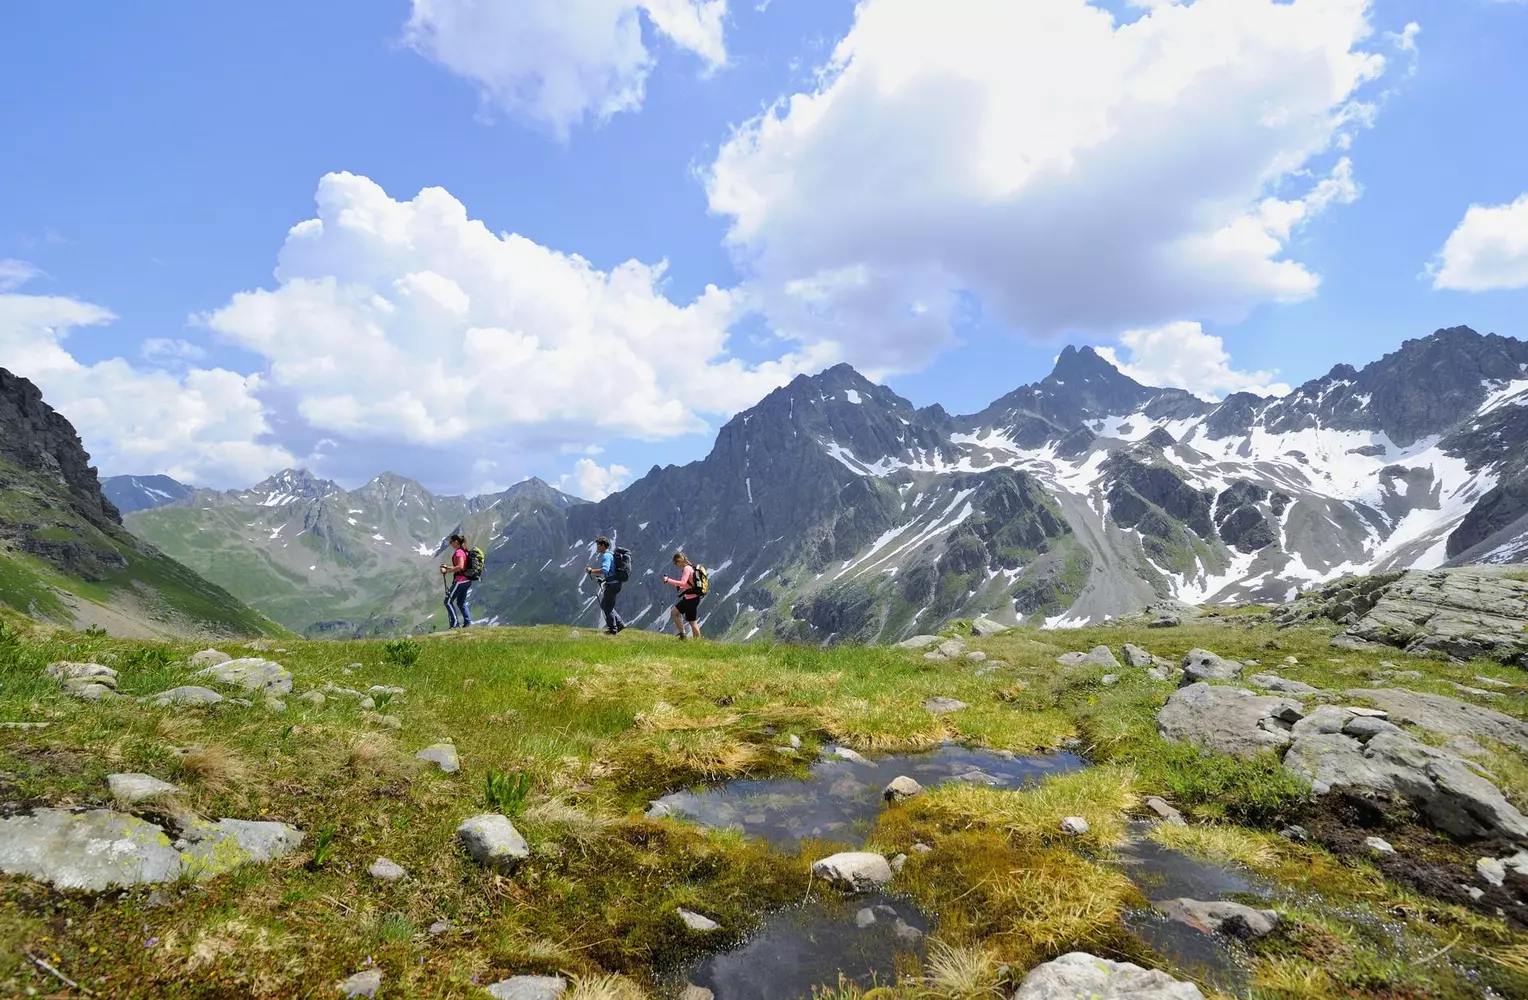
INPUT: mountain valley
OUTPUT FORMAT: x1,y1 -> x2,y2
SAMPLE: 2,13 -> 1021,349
116,326 -> 1528,641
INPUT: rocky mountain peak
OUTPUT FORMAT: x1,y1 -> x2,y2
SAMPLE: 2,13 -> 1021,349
248,468 -> 340,500
0,367 -> 119,529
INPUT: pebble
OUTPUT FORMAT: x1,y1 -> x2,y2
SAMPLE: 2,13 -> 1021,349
680,987 -> 714,1000
855,907 -> 877,928
1478,857 -> 1507,887
1364,836 -> 1395,855
428,920 -> 453,935
911,843 -> 932,854
1060,816 -> 1090,836
677,908 -> 720,932
335,969 -> 382,998
485,976 -> 567,1000
416,743 -> 461,773
368,857 -> 406,882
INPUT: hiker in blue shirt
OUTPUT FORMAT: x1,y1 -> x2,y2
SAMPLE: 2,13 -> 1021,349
584,536 -> 628,635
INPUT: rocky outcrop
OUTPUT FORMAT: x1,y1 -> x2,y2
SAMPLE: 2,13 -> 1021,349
0,368 -> 120,531
1338,569 -> 1528,663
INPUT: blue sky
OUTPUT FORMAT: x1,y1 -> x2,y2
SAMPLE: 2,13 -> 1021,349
2,0 -> 1525,499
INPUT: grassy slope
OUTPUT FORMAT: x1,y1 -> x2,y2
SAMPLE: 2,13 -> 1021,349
0,462 -> 285,638
1,609 -> 1526,999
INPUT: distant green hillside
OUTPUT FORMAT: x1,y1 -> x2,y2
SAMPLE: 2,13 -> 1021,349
0,367 -> 285,639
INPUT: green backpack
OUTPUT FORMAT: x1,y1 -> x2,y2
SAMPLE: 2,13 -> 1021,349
690,564 -> 709,596
464,547 -> 485,581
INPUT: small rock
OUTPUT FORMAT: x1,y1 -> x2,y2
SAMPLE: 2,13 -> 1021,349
1181,649 -> 1241,684
1284,656 -> 1299,665
265,697 -> 287,713
970,616 -> 1010,637
147,686 -> 225,707
369,685 -> 406,695
1364,836 -> 1395,855
892,918 -> 923,944
1467,885 -> 1486,901
187,649 -> 231,668
1155,898 -> 1279,940
416,743 -> 460,773
486,976 -> 569,1000
1144,796 -> 1187,826
884,775 -> 924,802
645,801 -> 673,819
64,681 -> 121,702
965,650 -> 987,662
894,635 -> 941,650
924,696 -> 968,714
335,969 -> 382,998
1478,857 -> 1507,887
1122,643 -> 1154,668
364,712 -> 403,731
427,920 -> 453,935
1344,707 -> 1389,718
832,746 -> 872,766
679,987 -> 714,1000
1056,652 -> 1087,666
923,651 -> 948,661
177,818 -> 305,876
775,746 -> 798,755
1247,674 -> 1319,696
1149,615 -> 1182,628
788,734 -> 802,748
911,843 -> 932,854
890,853 -> 907,873
297,691 -> 326,707
1454,684 -> 1501,698
1060,816 -> 1090,836
145,888 -> 172,908
936,639 -> 968,658
677,908 -> 719,931
855,906 -> 877,928
1101,674 -> 1118,686
359,696 -> 377,710
811,852 -> 894,892
107,773 -> 179,804
456,814 -> 530,872
1475,675 -> 1514,689
368,857 -> 406,882
1278,825 -> 1308,842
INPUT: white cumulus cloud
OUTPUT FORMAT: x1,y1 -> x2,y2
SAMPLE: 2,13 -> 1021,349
404,0 -> 727,136
1428,193 -> 1528,292
558,457 -> 631,500
1095,321 -> 1291,400
202,172 -> 829,456
706,0 -> 1390,372
0,293 -> 295,485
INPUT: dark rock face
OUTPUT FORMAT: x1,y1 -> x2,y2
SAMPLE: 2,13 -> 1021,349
0,368 -> 120,530
1214,482 -> 1277,553
1103,453 -> 1214,539
1448,479 -> 1528,558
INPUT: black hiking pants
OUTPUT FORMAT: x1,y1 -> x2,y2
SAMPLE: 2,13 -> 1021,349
599,581 -> 626,632
445,579 -> 472,627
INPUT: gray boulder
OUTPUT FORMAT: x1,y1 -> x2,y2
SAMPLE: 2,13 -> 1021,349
936,639 -> 968,658
1144,796 -> 1187,826
297,690 -> 326,707
1157,683 -> 1303,758
924,697 -> 968,714
195,657 -> 292,695
65,681 -> 121,702
971,616 -> 1010,637
456,814 -> 529,872
831,746 -> 872,766
811,852 -> 893,892
47,661 -> 118,686
1180,649 -> 1242,685
416,742 -> 460,773
107,773 -> 179,804
883,776 -> 924,802
1283,729 -> 1528,840
1154,898 -> 1279,940
147,686 -> 225,707
1351,688 -> 1528,752
1248,674 -> 1319,696
1012,952 -> 1204,1000
1059,646 -> 1121,668
894,635 -> 941,650
486,977 -> 567,1000
178,818 -> 305,876
0,809 -> 184,890
1122,644 -> 1153,668
187,649 -> 231,668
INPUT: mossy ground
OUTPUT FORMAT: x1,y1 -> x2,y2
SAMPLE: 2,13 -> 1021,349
1,608 -> 1526,998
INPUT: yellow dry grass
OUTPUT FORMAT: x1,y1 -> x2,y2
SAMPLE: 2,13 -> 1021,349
1147,822 -> 1279,870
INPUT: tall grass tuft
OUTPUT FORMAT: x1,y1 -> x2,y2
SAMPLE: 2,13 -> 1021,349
485,769 -> 531,815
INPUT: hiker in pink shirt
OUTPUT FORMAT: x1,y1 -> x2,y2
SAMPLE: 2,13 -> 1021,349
663,551 -> 703,640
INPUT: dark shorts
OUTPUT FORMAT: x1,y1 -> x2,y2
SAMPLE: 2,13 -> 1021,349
675,594 -> 701,622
